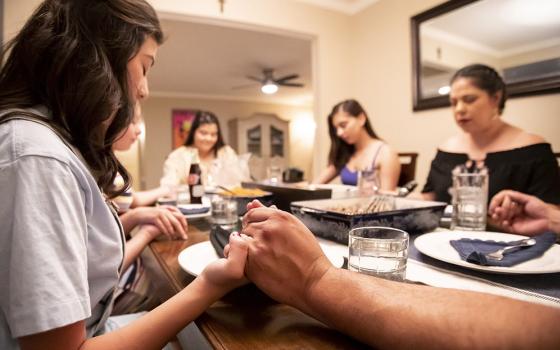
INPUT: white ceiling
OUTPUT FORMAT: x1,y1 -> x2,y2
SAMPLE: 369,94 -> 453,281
423,0 -> 560,57
149,18 -> 313,106
289,0 -> 380,15
148,1 -> 383,106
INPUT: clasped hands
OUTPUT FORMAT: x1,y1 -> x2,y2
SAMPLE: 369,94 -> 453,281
201,200 -> 335,309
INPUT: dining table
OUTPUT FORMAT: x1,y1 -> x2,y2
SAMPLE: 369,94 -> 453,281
143,216 -> 560,350
142,218 -> 370,350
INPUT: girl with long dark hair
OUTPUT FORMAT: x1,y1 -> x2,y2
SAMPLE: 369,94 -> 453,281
0,1 -> 248,348
161,110 -> 238,187
314,99 -> 401,191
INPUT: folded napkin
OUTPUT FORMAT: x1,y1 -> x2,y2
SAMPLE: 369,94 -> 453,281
450,232 -> 557,267
209,225 -> 232,258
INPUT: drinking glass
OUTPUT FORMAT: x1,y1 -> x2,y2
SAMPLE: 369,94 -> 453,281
348,226 -> 408,282
451,168 -> 488,231
357,168 -> 379,196
266,165 -> 282,184
210,195 -> 238,227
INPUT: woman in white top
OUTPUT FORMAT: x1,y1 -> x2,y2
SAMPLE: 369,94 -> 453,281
161,110 -> 238,187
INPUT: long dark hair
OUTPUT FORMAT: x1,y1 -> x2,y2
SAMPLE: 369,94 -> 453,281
0,0 -> 163,197
327,99 -> 379,172
184,110 -> 226,157
451,64 -> 507,114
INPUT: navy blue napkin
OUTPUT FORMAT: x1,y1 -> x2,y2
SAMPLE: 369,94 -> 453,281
450,232 -> 557,267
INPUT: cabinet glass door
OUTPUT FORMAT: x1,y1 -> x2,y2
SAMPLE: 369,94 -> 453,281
247,125 -> 261,156
270,126 -> 284,157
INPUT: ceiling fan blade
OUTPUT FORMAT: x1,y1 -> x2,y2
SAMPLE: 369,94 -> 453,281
274,74 -> 299,83
278,82 -> 304,87
231,83 -> 259,90
246,75 -> 263,82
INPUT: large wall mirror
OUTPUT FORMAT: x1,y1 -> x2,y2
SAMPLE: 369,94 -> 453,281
411,0 -> 560,111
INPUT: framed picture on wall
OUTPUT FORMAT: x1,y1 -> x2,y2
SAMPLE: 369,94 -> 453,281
172,109 -> 197,149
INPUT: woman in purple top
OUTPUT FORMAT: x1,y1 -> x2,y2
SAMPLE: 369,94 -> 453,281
314,99 -> 401,191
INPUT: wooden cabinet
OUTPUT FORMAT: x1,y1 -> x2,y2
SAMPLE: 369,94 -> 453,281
228,113 -> 289,180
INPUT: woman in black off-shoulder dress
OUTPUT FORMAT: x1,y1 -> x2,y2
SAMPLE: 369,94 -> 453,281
421,64 -> 560,205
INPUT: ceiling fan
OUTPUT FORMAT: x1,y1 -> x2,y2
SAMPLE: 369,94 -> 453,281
233,68 -> 304,94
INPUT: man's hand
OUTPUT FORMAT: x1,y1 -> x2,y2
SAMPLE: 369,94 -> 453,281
241,200 -> 334,313
489,190 -> 552,235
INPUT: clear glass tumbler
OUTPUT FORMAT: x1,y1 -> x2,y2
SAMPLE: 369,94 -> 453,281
348,226 -> 409,282
451,169 -> 488,231
210,195 -> 238,228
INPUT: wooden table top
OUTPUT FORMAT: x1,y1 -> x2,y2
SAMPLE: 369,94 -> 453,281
144,220 -> 368,350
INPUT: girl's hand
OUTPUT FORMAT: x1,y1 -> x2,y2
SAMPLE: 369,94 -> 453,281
200,232 -> 249,293
133,206 -> 188,239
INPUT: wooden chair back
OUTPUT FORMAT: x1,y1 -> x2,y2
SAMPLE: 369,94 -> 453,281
397,152 -> 418,187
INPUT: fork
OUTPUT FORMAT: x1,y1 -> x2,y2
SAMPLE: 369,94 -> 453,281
485,238 -> 537,261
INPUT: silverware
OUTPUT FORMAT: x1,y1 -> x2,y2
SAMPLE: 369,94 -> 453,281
485,238 -> 537,261
364,195 -> 394,213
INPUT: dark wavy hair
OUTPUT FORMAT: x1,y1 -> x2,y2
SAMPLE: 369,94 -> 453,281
184,110 -> 226,156
0,0 -> 163,197
327,99 -> 379,172
450,64 -> 507,114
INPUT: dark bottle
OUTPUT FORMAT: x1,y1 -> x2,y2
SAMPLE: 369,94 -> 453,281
187,154 -> 203,204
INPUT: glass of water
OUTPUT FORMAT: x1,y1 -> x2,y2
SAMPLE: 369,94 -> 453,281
451,168 -> 488,231
348,226 -> 408,282
210,195 -> 238,228
357,167 -> 379,196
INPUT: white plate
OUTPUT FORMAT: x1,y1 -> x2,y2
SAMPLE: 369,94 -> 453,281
414,230 -> 560,274
178,239 -> 345,276
183,211 -> 212,220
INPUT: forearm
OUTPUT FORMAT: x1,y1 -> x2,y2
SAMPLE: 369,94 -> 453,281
82,276 -> 223,350
122,230 -> 152,271
118,210 -> 139,234
313,165 -> 337,184
303,268 -> 560,349
547,204 -> 560,233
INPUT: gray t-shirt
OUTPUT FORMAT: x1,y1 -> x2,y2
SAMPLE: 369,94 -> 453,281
0,111 -> 124,348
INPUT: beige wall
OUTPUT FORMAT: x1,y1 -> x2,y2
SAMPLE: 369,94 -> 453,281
149,0 -> 353,180
141,96 -> 313,189
5,0 -> 560,193
351,0 -> 560,190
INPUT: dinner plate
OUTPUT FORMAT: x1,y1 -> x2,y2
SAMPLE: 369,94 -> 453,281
178,239 -> 345,276
414,230 -> 560,274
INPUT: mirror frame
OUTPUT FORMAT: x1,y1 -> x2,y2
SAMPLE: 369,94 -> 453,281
411,0 -> 560,111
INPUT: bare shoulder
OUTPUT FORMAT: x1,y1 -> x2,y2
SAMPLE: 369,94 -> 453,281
506,126 -> 546,148
379,143 -> 399,160
517,130 -> 546,146
438,135 -> 464,153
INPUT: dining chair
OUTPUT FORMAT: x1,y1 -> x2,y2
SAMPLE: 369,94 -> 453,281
554,152 -> 560,179
397,152 -> 418,187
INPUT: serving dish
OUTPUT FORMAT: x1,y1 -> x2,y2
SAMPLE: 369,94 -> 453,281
291,196 -> 447,244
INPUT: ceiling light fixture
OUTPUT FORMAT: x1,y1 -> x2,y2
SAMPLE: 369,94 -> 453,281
261,82 -> 278,94
438,85 -> 451,95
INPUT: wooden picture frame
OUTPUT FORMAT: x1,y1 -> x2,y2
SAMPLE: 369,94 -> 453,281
171,109 -> 197,150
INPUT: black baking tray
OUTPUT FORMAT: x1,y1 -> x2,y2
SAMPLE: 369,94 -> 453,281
290,196 -> 447,244
242,181 -> 332,212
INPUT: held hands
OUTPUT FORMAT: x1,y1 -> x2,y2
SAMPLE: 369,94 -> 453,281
240,200 -> 334,312
489,190 -> 552,235
199,232 -> 249,293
